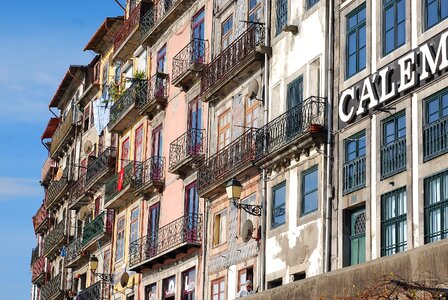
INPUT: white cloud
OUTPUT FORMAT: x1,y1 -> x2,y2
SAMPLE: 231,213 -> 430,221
0,177 -> 42,201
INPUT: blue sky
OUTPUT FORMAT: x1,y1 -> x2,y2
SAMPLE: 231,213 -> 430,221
0,1 -> 121,298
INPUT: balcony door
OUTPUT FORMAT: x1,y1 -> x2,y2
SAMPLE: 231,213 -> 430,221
192,8 -> 205,63
188,99 -> 202,155
150,125 -> 163,181
147,203 -> 160,257
286,76 -> 304,138
185,183 -> 199,242
134,125 -> 144,163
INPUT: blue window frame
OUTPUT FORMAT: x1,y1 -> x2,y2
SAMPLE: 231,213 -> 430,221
346,131 -> 366,161
423,89 -> 448,161
271,182 -> 286,228
343,131 -> 366,194
276,0 -> 288,35
381,187 -> 407,256
383,0 -> 405,55
425,0 -> 448,30
346,4 -> 366,78
308,0 -> 319,9
424,170 -> 448,243
301,166 -> 318,215
381,112 -> 406,179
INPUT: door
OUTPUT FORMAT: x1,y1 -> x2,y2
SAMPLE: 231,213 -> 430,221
147,203 -> 160,257
134,125 -> 144,162
188,99 -> 203,155
192,8 -> 205,63
151,125 -> 163,181
185,183 -> 199,241
350,207 -> 366,265
286,76 -> 304,138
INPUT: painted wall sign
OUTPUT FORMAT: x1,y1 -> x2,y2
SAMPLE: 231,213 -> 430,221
339,29 -> 448,127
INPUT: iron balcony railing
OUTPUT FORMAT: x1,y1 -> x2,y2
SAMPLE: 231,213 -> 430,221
138,73 -> 169,111
129,213 -> 202,268
41,273 -> 62,300
82,210 -> 114,247
46,168 -> 70,208
105,163 -> 136,204
31,256 -> 47,283
31,245 -> 40,266
66,238 -> 82,264
114,2 -> 144,51
86,147 -> 117,186
172,39 -> 208,82
33,203 -> 48,233
50,109 -> 76,157
43,220 -> 65,256
255,96 -> 326,159
41,158 -> 56,184
78,281 -> 109,300
135,156 -> 165,187
169,129 -> 205,170
108,80 -> 148,129
70,174 -> 87,206
198,129 -> 256,191
423,116 -> 448,161
380,137 -> 406,179
141,0 -> 179,37
201,24 -> 265,95
343,156 -> 366,195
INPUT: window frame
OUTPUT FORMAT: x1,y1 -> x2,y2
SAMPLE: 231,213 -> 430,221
301,165 -> 319,216
424,170 -> 448,243
130,207 -> 140,244
211,277 -> 225,300
381,187 -> 407,256
345,130 -> 366,162
271,181 -> 286,229
217,109 -> 231,151
424,0 -> 448,30
276,0 -> 288,35
346,3 -> 367,79
307,0 -> 319,9
425,89 -> 448,125
221,15 -> 234,50
382,0 -> 406,56
115,217 -> 125,262
382,111 -> 406,145
248,0 -> 262,23
213,209 -> 227,246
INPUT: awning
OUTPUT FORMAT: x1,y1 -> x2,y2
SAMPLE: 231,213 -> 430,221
84,17 -> 124,53
41,118 -> 61,140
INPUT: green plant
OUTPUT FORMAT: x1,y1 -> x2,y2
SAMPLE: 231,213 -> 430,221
133,69 -> 147,81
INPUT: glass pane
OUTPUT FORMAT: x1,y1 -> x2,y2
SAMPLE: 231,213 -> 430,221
397,0 -> 405,21
304,191 -> 318,213
348,33 -> 357,55
427,98 -> 439,123
385,7 -> 394,30
385,30 -> 395,54
304,170 -> 318,193
442,0 -> 448,19
359,25 -> 366,47
359,46 -> 366,70
348,54 -> 357,77
348,14 -> 357,30
358,134 -> 366,156
427,2 -> 438,28
350,238 -> 359,264
359,236 -> 366,263
358,7 -> 366,21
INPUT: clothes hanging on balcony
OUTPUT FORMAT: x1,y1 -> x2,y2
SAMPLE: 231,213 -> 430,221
93,97 -> 110,135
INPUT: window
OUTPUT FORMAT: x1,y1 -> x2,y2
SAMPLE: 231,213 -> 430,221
287,76 -> 303,109
221,16 -> 233,50
238,267 -> 253,294
182,268 -> 196,300
240,194 -> 256,235
248,0 -> 262,22
192,9 -> 206,62
212,277 -> 225,300
157,45 -> 167,73
115,217 -> 125,261
383,0 -> 405,55
152,125 -> 163,158
102,63 -> 109,85
121,137 -> 130,169
343,131 -> 366,194
271,182 -> 286,228
83,105 -> 90,133
381,188 -> 407,256
213,209 -> 227,246
291,272 -> 306,281
302,166 -> 318,215
103,249 -> 110,275
425,90 -> 448,125
381,112 -> 406,178
145,283 -> 157,300
425,0 -> 448,30
137,50 -> 147,74
347,207 -> 366,266
114,61 -> 122,85
424,170 -> 448,243
424,90 -> 448,160
130,207 -> 139,243
267,278 -> 282,289
276,0 -> 288,35
185,183 -> 199,216
346,4 -> 366,78
134,125 -> 144,162
308,0 -> 319,9
245,97 -> 259,128
218,109 -> 231,151
163,276 -> 176,300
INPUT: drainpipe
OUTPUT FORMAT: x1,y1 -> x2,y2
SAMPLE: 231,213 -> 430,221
259,0 -> 271,292
201,198 -> 210,300
324,0 -> 335,273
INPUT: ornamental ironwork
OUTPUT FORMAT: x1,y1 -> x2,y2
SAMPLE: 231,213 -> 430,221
46,168 -> 70,209
70,174 -> 87,206
66,238 -> 82,264
201,24 -> 265,95
381,137 -> 407,179
138,73 -> 169,111
31,245 -> 40,266
82,210 -> 114,247
86,147 -> 117,186
129,213 -> 202,267
134,156 -> 165,187
105,162 -> 136,204
141,0 -> 179,37
114,2 -> 143,51
169,129 -> 205,170
43,220 -> 65,256
343,155 -> 366,195
41,273 -> 62,300
172,39 -> 208,81
78,281 -> 109,300
50,109 -> 76,157
423,115 -> 448,161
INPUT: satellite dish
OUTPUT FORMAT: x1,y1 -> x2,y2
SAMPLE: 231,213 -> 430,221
120,272 -> 130,288
83,140 -> 93,154
247,79 -> 259,100
79,206 -> 90,221
241,219 -> 254,243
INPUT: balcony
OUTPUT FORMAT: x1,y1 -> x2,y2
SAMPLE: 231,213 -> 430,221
31,245 -> 40,266
169,129 -> 205,175
43,220 -> 66,258
46,172 -> 71,210
108,80 -> 148,133
78,281 -> 109,300
134,156 -> 165,198
33,203 -> 49,235
85,147 -> 117,191
138,73 -> 169,119
41,273 -> 63,300
255,97 -> 327,167
66,238 -> 89,268
201,25 -> 265,101
41,158 -> 57,186
423,116 -> 448,162
104,163 -> 137,209
50,109 -> 77,159
79,60 -> 101,107
140,0 -> 197,46
82,210 -> 114,251
129,213 -> 202,272
113,1 -> 151,61
197,129 -> 257,197
69,174 -> 90,210
381,137 -> 406,179
172,39 -> 208,90
31,255 -> 49,285
342,156 -> 366,195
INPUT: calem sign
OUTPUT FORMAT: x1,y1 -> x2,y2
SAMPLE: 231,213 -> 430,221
339,30 -> 448,126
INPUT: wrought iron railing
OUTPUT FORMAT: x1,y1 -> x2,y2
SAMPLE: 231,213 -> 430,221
381,137 -> 406,179
169,129 -> 205,170
343,156 -> 366,195
141,0 -> 181,37
31,256 -> 47,282
198,129 -> 256,191
114,2 -> 143,51
172,39 -> 208,81
43,220 -> 65,256
31,245 -> 40,266
41,158 -> 56,183
201,24 -> 265,95
46,170 -> 70,208
82,210 -> 114,247
41,273 -> 62,300
139,73 -> 169,109
105,163 -> 136,204
86,147 -> 117,186
78,281 -> 109,300
50,109 -> 76,156
255,96 -> 326,159
70,174 -> 87,206
66,238 -> 82,264
424,116 -> 448,161
129,213 -> 202,267
134,156 -> 165,188
33,203 -> 47,233
108,80 -> 148,129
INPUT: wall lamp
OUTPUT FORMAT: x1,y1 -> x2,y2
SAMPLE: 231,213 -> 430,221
226,177 -> 262,216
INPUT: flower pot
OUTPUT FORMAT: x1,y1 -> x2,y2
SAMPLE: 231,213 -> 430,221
309,124 -> 322,133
